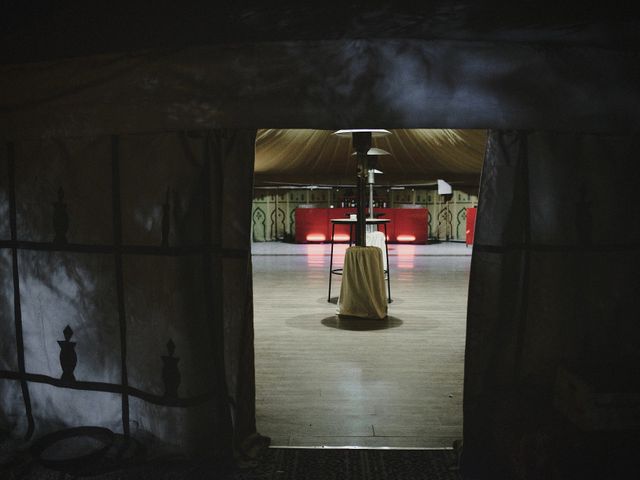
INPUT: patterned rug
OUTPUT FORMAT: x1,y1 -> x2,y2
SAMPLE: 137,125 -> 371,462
2,443 -> 462,479
234,448 -> 462,480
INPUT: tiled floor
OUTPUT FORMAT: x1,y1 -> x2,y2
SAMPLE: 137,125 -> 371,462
252,241 -> 470,448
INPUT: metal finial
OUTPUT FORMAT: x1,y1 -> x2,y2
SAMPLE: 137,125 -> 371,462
63,325 -> 73,341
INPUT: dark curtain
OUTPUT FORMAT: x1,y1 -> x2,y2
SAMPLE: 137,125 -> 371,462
0,129 -> 259,461
462,130 -> 640,478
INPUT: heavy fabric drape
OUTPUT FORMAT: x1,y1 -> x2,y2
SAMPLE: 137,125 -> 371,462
337,246 -> 387,320
462,130 -> 640,478
2,41 -> 640,138
0,129 -> 259,460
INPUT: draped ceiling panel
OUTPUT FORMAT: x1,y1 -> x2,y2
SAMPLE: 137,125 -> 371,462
2,40 -> 640,139
3,2 -> 638,65
254,129 -> 486,186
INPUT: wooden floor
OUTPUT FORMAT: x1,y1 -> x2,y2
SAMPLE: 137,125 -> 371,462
252,242 -> 471,448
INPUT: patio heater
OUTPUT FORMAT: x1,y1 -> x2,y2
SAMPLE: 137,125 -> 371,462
334,129 -> 391,246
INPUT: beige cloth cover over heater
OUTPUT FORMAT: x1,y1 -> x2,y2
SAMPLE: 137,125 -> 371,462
338,246 -> 387,319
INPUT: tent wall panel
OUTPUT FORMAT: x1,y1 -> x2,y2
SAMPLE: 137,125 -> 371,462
0,129 -> 259,459
0,249 -> 17,372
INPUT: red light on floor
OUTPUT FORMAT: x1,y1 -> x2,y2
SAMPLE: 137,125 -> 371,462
397,234 -> 416,242
305,244 -> 325,254
332,233 -> 350,241
306,233 -> 326,242
397,244 -> 416,269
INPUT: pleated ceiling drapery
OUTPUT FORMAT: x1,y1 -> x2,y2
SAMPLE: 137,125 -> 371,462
0,129 -> 259,461
462,130 -> 640,478
254,128 -> 486,186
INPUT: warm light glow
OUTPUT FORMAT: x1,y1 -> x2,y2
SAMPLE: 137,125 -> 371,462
396,244 -> 416,269
305,244 -> 325,254
306,233 -> 326,242
397,235 -> 416,242
332,233 -> 350,242
305,244 -> 326,267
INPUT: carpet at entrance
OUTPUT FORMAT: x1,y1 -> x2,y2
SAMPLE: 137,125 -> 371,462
236,448 -> 461,480
1,444 -> 461,479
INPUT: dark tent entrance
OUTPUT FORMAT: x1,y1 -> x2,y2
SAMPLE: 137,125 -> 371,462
2,38 -> 640,478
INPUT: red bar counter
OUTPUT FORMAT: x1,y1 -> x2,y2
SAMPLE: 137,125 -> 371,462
295,207 -> 428,244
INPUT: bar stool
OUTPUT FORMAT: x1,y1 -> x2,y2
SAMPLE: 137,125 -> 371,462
327,217 -> 391,303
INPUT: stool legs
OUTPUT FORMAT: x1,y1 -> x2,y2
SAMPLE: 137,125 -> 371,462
327,223 -> 336,302
383,223 -> 392,302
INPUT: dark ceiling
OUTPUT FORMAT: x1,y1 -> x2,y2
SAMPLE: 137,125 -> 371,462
2,1 -> 639,64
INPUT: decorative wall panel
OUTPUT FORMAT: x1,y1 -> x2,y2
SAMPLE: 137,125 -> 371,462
251,189 -> 477,243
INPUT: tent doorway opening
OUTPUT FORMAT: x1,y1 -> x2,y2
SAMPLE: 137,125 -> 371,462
250,128 -> 486,448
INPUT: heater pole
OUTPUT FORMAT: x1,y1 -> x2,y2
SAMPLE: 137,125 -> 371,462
357,158 -> 367,246
369,183 -> 374,219
367,158 -> 379,219
352,132 -> 372,247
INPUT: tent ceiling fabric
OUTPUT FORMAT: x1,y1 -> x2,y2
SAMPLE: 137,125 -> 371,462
254,129 -> 486,186
2,2 -> 639,64
2,40 -> 640,136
